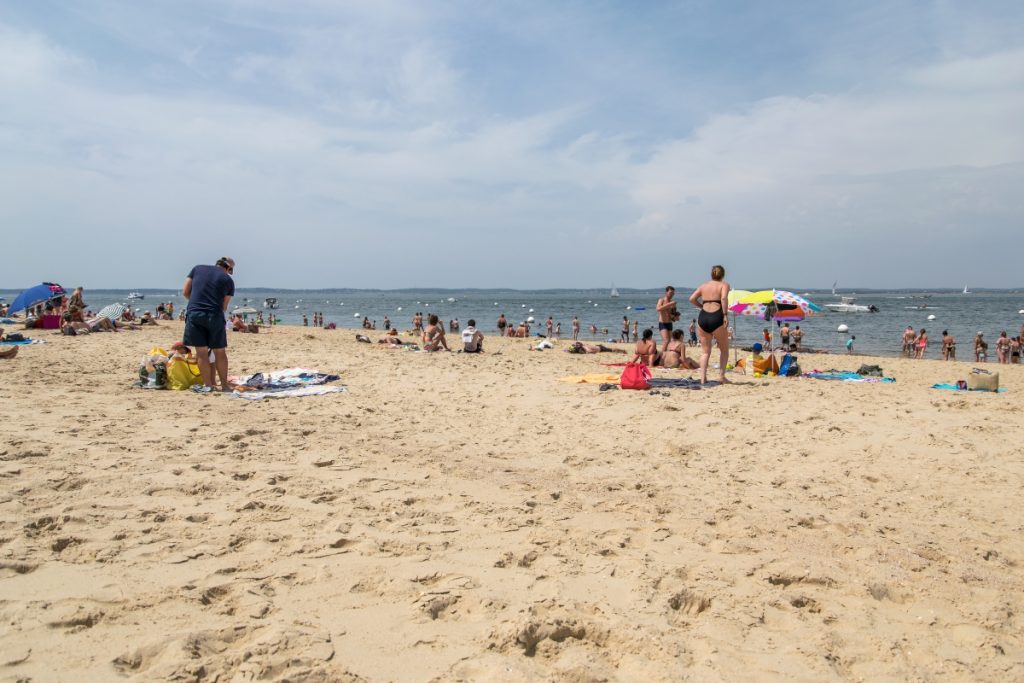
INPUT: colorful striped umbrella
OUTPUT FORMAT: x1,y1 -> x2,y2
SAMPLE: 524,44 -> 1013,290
729,289 -> 823,320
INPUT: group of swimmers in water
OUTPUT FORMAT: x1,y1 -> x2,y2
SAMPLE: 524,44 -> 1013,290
901,325 -> 1023,363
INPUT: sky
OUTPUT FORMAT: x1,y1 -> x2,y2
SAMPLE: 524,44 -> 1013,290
1,1 -> 1023,290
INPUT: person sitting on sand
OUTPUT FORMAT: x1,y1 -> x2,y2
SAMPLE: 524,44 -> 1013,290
461,319 -> 484,353
660,330 -> 698,369
230,313 -> 246,331
632,328 -> 660,366
422,314 -> 450,351
0,345 -> 17,360
515,322 -> 528,338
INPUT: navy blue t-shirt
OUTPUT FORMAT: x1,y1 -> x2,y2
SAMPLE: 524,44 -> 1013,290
185,265 -> 235,315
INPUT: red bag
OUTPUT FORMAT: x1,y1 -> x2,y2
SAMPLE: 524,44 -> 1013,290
620,362 -> 652,390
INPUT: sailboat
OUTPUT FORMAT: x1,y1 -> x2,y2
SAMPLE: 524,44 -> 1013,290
831,281 -> 838,296
610,284 -> 619,298
962,285 -> 970,294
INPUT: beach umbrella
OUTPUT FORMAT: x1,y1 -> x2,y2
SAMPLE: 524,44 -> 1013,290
727,289 -> 754,306
233,306 -> 258,316
96,303 -> 127,321
729,289 -> 822,319
8,282 -> 65,314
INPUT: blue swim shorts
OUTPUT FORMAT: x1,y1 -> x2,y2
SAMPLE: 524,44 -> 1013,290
183,311 -> 228,349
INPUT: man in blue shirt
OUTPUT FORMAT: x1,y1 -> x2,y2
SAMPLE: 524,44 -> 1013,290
182,257 -> 235,392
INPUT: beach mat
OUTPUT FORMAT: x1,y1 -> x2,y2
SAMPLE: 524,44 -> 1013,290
0,338 -> 43,345
559,373 -> 621,385
230,367 -> 346,399
932,383 -> 1006,394
804,371 -> 895,383
232,385 -> 348,400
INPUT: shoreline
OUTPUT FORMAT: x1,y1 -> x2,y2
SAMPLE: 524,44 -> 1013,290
1,324 -> 1021,680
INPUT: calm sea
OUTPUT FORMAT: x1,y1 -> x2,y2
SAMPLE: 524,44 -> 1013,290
3,287 -> 1023,358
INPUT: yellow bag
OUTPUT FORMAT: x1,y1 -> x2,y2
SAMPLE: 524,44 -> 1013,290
167,357 -> 203,390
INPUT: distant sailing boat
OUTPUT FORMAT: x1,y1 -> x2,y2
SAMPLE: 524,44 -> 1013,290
610,284 -> 620,298
831,281 -> 838,296
962,285 -> 970,294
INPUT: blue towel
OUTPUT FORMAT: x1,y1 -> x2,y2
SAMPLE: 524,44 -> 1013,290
932,383 -> 1006,393
804,372 -> 895,383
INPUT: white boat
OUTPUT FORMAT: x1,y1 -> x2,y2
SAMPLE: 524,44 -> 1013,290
824,296 -> 878,313
962,285 -> 970,294
127,291 -> 144,300
831,281 -> 838,296
263,297 -> 279,309
610,285 -> 619,298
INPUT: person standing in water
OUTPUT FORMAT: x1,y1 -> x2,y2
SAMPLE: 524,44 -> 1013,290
689,265 -> 731,385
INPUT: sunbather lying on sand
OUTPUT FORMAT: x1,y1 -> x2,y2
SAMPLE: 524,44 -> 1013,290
62,315 -> 119,334
566,341 -> 627,354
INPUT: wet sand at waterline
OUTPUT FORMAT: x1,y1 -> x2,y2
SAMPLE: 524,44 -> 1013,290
1,323 -> 1021,681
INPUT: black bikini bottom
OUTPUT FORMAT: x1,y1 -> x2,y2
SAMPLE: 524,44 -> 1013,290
698,308 -> 725,334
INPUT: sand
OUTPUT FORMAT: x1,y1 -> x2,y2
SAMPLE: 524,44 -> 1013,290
0,322 -> 1022,681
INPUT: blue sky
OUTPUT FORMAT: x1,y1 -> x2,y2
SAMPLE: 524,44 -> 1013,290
1,1 -> 1022,289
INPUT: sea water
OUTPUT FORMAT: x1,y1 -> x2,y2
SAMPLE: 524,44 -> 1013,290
4,287 -> 1022,359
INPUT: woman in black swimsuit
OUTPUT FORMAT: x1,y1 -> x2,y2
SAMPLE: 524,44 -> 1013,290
688,265 -> 731,384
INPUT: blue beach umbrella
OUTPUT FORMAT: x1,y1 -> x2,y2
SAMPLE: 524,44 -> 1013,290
8,283 -> 66,314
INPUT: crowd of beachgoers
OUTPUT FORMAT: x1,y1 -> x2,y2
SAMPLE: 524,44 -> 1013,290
4,265 -> 1022,378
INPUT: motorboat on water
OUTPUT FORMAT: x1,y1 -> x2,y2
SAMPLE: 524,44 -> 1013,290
824,296 -> 878,313
263,297 -> 279,309
127,291 -> 144,300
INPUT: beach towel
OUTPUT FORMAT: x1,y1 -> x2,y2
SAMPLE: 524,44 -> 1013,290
932,383 -> 1006,393
647,377 -> 707,389
804,371 -> 895,383
232,367 -> 339,390
232,385 -> 348,401
0,338 -> 43,345
559,373 -> 622,385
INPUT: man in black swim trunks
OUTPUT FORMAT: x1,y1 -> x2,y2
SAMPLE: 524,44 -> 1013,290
656,286 -> 678,354
496,313 -> 507,335
182,256 -> 235,392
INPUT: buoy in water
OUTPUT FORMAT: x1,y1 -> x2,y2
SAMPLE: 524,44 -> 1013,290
397,307 -> 402,311
527,316 -> 535,322
529,308 -> 534,313
626,306 -> 631,310
837,324 -> 849,333
927,314 -> 936,321
1019,309 -> 1024,314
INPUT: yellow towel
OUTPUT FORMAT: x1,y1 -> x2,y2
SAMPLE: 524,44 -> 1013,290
559,373 -> 621,384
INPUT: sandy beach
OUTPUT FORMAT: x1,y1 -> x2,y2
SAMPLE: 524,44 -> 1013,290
1,322 -> 1022,681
